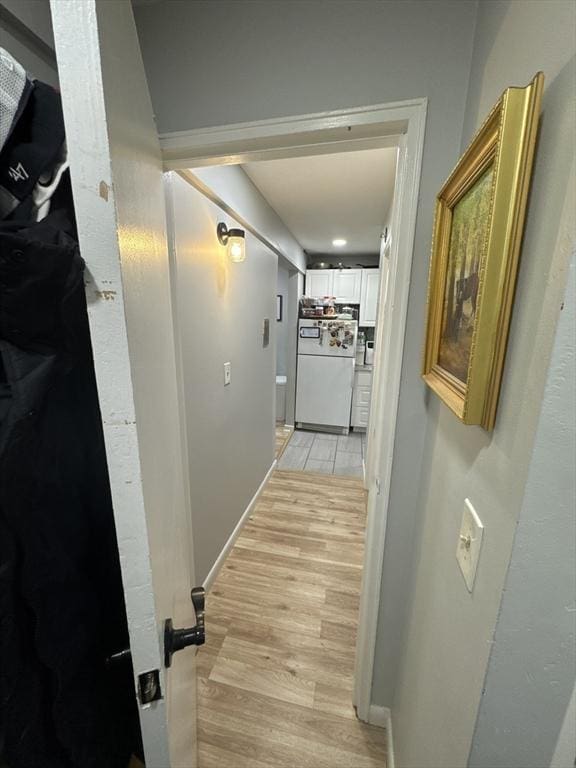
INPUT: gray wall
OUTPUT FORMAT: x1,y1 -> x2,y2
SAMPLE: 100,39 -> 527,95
166,172 -> 277,583
0,0 -> 58,85
551,680 -> 576,768
389,3 -> 576,767
469,248 -> 575,767
134,0 -> 478,719
190,165 -> 306,273
133,2 -> 576,765
276,263 -> 290,377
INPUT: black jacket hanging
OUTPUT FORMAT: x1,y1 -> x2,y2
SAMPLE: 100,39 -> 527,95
0,76 -> 141,768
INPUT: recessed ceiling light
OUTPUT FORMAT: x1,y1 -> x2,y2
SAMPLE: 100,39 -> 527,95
332,238 -> 347,247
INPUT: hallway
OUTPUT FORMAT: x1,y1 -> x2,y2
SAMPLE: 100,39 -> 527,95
197,469 -> 387,767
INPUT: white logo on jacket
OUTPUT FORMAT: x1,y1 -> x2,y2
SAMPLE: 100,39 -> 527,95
8,162 -> 29,182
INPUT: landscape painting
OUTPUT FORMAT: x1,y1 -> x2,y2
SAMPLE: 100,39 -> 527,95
438,166 -> 494,383
422,73 -> 543,429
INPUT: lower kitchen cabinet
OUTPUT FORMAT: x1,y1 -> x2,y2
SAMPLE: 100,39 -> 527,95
351,369 -> 372,428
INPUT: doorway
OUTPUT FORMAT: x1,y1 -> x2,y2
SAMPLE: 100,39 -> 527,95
166,100 -> 426,733
52,3 -> 426,755
169,147 -> 393,762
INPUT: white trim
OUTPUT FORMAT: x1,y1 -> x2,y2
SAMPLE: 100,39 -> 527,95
368,704 -> 389,728
387,709 -> 395,768
368,706 -> 395,768
368,706 -> 396,768
159,97 -> 428,726
202,459 -> 277,592
159,100 -> 425,169
354,101 -> 426,720
354,102 -> 427,722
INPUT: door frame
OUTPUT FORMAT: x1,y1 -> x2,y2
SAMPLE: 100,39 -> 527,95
159,99 -> 427,724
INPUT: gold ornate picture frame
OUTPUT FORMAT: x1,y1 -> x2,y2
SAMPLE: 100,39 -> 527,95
422,73 -> 544,430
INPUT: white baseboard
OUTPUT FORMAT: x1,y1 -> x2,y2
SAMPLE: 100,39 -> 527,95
368,704 -> 388,728
369,706 -> 394,768
202,459 -> 277,592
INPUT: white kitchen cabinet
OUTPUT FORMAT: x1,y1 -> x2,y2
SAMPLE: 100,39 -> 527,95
332,268 -> 362,303
305,269 -> 333,298
360,268 -> 380,326
351,369 -> 373,429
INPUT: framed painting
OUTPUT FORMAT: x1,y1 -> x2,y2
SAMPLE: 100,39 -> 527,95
422,72 -> 544,430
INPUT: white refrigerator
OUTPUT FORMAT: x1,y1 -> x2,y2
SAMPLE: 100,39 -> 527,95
295,319 -> 357,432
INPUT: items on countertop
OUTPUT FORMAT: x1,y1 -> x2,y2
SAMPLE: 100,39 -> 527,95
299,296 -> 359,320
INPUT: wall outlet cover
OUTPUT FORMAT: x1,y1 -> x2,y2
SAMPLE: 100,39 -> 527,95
456,498 -> 484,592
223,362 -> 231,386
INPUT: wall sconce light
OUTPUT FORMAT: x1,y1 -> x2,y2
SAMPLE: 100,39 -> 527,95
217,222 -> 246,263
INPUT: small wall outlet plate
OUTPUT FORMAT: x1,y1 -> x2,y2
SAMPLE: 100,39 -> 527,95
456,498 -> 484,592
223,362 -> 231,386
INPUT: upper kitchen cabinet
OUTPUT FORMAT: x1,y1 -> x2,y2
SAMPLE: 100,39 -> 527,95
360,268 -> 380,326
304,267 -> 362,304
332,269 -> 362,303
305,269 -> 333,298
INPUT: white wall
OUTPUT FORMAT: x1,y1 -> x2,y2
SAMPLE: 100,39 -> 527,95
166,172 -> 277,583
389,3 -> 576,767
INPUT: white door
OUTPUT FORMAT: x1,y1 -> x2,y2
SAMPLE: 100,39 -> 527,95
296,355 -> 354,427
332,268 -> 362,303
51,2 -> 198,766
305,268 -> 334,297
360,269 -> 381,326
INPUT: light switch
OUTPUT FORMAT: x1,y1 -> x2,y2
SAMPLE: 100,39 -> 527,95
223,362 -> 231,386
456,498 -> 484,592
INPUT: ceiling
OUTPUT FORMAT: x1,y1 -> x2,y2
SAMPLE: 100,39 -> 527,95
242,147 -> 397,257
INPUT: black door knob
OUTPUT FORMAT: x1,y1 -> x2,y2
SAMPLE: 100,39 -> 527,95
164,587 -> 206,668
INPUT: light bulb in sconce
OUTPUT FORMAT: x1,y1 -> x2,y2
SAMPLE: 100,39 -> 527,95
217,222 -> 246,263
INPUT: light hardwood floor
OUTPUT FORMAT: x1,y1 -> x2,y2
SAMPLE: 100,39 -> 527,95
198,469 -> 387,767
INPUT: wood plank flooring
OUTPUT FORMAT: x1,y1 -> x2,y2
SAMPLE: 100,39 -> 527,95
198,469 -> 387,768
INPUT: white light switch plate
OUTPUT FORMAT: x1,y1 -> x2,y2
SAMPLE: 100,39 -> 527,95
223,362 -> 231,386
456,498 -> 484,592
